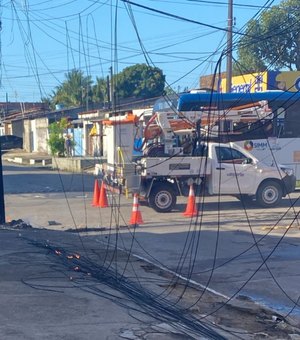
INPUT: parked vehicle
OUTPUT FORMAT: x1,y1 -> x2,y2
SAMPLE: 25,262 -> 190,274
95,112 -> 296,212
177,91 -> 300,181
136,141 -> 296,212
0,135 -> 23,150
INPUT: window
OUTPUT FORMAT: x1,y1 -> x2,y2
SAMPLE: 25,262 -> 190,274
216,146 -> 247,163
193,144 -> 208,157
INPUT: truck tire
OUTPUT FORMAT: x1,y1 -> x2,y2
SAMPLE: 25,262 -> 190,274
256,180 -> 282,208
148,184 -> 177,213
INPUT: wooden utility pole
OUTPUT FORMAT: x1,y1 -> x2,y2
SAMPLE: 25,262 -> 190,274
226,0 -> 233,93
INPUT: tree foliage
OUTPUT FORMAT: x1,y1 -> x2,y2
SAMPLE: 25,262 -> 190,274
47,118 -> 69,156
114,64 -> 165,99
235,0 -> 300,74
52,69 -> 93,107
48,64 -> 166,108
92,76 -> 108,104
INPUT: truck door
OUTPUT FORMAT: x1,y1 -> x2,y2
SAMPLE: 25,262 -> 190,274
211,146 -> 257,194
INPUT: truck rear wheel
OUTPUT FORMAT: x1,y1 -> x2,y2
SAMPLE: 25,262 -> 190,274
256,180 -> 282,208
148,184 -> 177,213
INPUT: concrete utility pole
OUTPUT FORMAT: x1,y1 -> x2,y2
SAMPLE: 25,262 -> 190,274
226,0 -> 233,93
106,75 -> 110,109
109,66 -> 114,111
0,141 -> 5,224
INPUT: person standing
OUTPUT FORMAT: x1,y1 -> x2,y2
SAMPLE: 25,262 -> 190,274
65,135 -> 72,157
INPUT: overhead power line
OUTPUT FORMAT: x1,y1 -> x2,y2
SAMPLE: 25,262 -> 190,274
121,0 -> 245,36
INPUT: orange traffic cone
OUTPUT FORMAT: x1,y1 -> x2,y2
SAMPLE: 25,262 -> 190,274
183,184 -> 199,217
129,193 -> 144,225
92,179 -> 100,206
98,180 -> 109,208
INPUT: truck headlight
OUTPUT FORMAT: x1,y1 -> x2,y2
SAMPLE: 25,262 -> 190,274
281,167 -> 294,176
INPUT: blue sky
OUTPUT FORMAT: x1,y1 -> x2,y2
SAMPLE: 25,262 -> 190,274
0,0 -> 281,103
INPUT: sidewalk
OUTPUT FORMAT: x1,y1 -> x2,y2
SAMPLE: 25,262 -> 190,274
1,149 -> 100,173
2,149 -> 52,166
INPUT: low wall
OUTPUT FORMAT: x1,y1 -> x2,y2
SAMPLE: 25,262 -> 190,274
52,157 -> 106,172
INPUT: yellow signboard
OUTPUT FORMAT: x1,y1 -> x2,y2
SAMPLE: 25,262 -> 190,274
220,72 -> 268,93
274,71 -> 300,92
219,71 -> 300,93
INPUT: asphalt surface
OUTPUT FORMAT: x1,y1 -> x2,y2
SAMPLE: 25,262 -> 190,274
1,225 -> 300,340
0,229 -> 141,340
2,151 -> 300,339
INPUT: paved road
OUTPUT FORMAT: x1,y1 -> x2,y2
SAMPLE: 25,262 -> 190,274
3,160 -> 300,329
3,162 -> 95,194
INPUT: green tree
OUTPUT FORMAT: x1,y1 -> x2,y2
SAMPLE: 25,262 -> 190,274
46,64 -> 166,108
235,0 -> 300,74
233,18 -> 267,75
114,64 -> 165,99
47,118 -> 69,156
52,69 -> 93,108
92,77 -> 108,104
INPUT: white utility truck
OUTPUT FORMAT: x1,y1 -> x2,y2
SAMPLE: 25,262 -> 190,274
96,112 -> 296,213
135,141 -> 295,212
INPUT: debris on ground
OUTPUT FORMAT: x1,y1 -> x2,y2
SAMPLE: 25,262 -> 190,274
0,219 -> 32,229
65,226 -> 107,232
48,220 -> 62,226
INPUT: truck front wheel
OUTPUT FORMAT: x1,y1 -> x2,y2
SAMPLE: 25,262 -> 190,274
148,184 -> 177,213
256,180 -> 282,208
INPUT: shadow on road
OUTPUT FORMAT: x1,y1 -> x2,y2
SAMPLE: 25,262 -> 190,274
175,196 -> 300,212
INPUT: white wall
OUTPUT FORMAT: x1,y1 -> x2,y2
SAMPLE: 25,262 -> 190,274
35,118 -> 49,153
